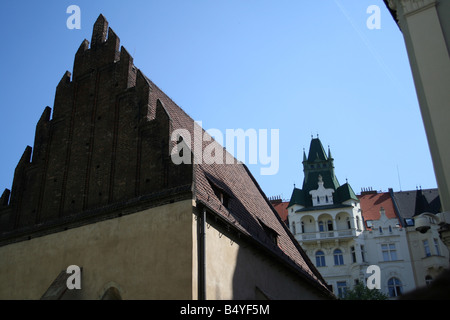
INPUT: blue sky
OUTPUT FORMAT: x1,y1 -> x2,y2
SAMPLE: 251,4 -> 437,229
0,0 -> 437,202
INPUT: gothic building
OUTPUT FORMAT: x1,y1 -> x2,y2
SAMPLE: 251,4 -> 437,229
0,15 -> 333,300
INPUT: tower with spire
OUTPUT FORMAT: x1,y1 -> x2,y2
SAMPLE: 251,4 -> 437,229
287,136 -> 364,297
289,137 -> 358,210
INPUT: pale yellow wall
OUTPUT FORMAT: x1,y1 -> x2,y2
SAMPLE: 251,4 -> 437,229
202,219 -> 328,300
0,199 -> 193,300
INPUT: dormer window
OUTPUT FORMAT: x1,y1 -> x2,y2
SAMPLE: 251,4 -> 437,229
207,177 -> 231,209
213,187 -> 229,208
258,218 -> 278,246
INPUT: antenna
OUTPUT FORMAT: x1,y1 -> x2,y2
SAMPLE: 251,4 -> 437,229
397,165 -> 402,191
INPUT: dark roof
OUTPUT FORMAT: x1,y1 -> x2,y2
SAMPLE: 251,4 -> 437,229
302,170 -> 340,197
295,203 -> 352,213
140,58 -> 331,295
307,138 -> 328,162
336,183 -> 358,203
289,137 -> 357,209
288,188 -> 306,207
391,188 -> 441,219
383,0 -> 400,26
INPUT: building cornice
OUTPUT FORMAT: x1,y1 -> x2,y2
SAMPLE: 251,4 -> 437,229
387,0 -> 437,17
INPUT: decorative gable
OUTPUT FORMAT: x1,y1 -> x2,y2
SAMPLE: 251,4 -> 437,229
309,175 -> 335,206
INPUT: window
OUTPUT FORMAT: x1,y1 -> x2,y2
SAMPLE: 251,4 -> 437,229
434,238 -> 441,256
257,218 -> 278,246
379,226 -> 383,234
334,249 -> 344,265
337,281 -> 348,298
317,196 -> 320,204
425,275 -> 433,286
382,243 -> 398,261
388,225 -> 392,233
405,218 -> 414,226
351,246 -> 356,263
316,250 -> 326,267
361,245 -> 366,262
347,217 -> 351,229
301,221 -> 305,233
388,278 -> 403,297
423,240 -> 431,257
209,180 -> 230,209
327,220 -> 333,231
325,195 -> 329,203
101,286 -> 122,300
356,216 -> 361,230
319,221 -> 325,232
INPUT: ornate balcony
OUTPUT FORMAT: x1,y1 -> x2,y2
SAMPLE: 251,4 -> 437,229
295,228 -> 357,242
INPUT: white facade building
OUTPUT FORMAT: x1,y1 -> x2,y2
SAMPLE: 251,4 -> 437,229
287,137 -> 449,298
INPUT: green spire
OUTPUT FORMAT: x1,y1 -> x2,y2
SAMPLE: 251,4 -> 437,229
307,138 -> 328,162
289,136 -> 358,209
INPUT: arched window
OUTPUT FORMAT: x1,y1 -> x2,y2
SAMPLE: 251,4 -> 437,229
101,286 -> 122,300
327,220 -> 333,231
319,221 -> 325,232
388,277 -> 403,297
316,250 -> 326,267
333,249 -> 344,265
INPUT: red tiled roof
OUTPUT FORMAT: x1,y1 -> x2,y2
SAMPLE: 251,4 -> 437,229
271,201 -> 289,223
358,192 -> 398,223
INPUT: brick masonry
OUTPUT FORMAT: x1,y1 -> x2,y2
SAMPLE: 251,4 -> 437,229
0,15 -> 192,235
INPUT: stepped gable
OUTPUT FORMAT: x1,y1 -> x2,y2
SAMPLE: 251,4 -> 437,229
0,14 -> 330,295
0,14 -> 192,235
